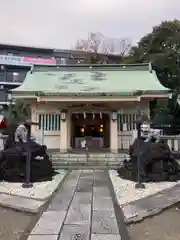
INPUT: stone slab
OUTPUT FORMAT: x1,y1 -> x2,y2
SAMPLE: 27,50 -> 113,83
92,215 -> 119,234
65,203 -> 91,224
59,224 -> 90,240
93,187 -> 111,198
63,178 -> 80,187
122,184 -> 180,224
91,234 -> 121,240
76,182 -> 93,193
48,187 -> 76,211
0,193 -> 44,213
47,194 -> 72,211
94,179 -> 109,187
93,210 -> 116,219
93,197 -> 114,211
81,170 -> 94,176
72,192 -> 92,205
27,235 -> 58,240
47,170 -> 81,211
122,204 -> 142,221
31,210 -> 66,235
79,176 -> 93,182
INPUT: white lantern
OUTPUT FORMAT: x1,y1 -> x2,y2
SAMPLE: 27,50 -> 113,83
112,111 -> 117,121
61,110 -> 67,121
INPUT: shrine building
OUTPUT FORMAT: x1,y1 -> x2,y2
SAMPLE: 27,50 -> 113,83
12,63 -> 169,152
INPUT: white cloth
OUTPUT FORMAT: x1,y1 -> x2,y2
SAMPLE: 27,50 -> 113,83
81,140 -> 86,148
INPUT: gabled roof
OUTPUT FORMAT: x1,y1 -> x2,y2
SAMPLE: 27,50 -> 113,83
12,63 -> 169,96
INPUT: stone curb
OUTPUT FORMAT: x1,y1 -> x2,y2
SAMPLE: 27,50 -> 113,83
107,170 -> 131,240
121,184 -> 180,224
0,171 -> 69,213
0,194 -> 45,213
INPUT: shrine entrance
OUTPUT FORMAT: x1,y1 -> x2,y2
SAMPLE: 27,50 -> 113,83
71,113 -> 110,150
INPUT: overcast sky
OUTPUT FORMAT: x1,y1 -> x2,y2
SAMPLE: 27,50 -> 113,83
1,0 -> 180,50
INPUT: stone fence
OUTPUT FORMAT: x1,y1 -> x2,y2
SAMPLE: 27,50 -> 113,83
118,130 -> 180,152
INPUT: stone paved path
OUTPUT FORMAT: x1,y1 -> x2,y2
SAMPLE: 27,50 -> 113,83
28,170 -> 129,240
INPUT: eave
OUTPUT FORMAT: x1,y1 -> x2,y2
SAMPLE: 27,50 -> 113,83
12,90 -> 170,103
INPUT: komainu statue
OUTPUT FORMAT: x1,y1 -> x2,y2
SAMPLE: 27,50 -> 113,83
117,123 -> 180,182
0,121 -> 55,182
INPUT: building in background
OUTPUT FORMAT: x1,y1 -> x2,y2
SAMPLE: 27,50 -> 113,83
0,44 -> 56,106
0,43 -> 120,106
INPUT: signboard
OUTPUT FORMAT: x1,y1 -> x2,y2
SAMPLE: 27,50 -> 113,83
24,57 -> 56,65
0,54 -> 56,66
0,55 -> 24,66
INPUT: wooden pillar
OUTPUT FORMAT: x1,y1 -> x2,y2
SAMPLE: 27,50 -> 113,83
110,113 -> 118,153
67,111 -> 71,150
60,116 -> 68,152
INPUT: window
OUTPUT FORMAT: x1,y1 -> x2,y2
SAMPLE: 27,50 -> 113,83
38,114 -> 61,131
6,72 -> 17,83
0,72 -> 5,82
13,72 -> 19,82
60,58 -> 66,65
117,113 -> 137,131
6,71 -> 26,83
0,90 -> 7,103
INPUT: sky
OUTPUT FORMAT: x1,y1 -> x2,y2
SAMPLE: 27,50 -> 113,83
0,0 -> 180,50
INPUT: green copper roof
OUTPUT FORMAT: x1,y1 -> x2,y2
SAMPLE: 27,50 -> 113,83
13,63 -> 169,96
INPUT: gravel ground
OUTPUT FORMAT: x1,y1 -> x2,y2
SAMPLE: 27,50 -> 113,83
0,206 -> 38,240
128,203 -> 180,240
0,170 -> 68,239
109,170 -> 180,205
0,170 -> 67,200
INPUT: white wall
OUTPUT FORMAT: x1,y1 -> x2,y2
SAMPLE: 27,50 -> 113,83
117,100 -> 149,150
31,103 -> 61,150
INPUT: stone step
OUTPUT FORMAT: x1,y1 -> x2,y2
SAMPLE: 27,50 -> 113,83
52,160 -> 122,165
51,160 -> 122,170
53,165 -> 119,169
49,153 -> 126,157
49,152 -> 125,170
51,158 -> 124,162
51,159 -> 123,163
50,155 -> 125,159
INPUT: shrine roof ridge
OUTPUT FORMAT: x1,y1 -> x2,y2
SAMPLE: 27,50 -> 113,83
31,63 -> 152,73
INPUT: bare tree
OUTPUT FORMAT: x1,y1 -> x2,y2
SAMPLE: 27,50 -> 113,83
76,32 -> 103,53
117,38 -> 132,57
75,32 -> 131,57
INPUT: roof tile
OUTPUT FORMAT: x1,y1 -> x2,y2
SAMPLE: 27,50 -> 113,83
13,64 -> 169,96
